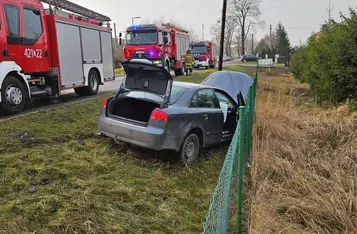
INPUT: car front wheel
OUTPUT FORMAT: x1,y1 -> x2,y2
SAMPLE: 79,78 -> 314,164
180,133 -> 200,165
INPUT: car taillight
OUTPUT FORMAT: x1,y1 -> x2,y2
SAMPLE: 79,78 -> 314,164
102,99 -> 108,109
150,109 -> 168,122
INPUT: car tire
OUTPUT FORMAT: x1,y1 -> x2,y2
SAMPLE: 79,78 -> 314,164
75,69 -> 100,96
0,76 -> 27,116
179,133 -> 200,165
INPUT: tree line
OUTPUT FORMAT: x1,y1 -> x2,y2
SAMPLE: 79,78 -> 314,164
254,23 -> 291,59
290,8 -> 357,103
210,0 -> 291,58
210,0 -> 263,56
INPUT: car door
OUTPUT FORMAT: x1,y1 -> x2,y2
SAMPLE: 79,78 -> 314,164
215,91 -> 237,135
196,88 -> 224,145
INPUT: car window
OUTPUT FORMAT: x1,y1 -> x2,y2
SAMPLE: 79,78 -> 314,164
215,91 -> 234,108
197,89 -> 220,108
190,94 -> 197,107
169,86 -> 188,104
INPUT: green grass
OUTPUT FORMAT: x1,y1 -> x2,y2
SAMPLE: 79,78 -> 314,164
0,65 -> 254,233
115,68 -> 125,77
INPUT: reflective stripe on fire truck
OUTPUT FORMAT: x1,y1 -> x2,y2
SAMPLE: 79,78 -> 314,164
0,61 -> 31,103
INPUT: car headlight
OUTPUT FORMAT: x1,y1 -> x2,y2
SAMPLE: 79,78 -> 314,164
153,60 -> 161,64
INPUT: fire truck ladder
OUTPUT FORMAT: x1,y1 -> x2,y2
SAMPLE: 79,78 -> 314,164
41,0 -> 111,22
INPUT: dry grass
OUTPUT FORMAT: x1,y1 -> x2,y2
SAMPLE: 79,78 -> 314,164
250,72 -> 357,233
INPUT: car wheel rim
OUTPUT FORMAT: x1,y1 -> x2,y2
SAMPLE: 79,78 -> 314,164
184,140 -> 196,160
90,74 -> 98,90
5,85 -> 23,106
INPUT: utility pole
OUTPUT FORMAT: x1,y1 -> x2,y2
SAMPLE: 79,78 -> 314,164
251,34 -> 254,55
327,0 -> 333,26
114,23 -> 118,54
218,0 -> 227,71
269,24 -> 272,50
202,23 -> 204,41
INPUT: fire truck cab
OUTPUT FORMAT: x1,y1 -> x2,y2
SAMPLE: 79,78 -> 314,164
191,41 -> 218,69
123,23 -> 190,76
0,0 -> 114,115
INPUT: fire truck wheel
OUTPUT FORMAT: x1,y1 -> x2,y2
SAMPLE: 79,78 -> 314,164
174,67 -> 184,76
0,76 -> 26,115
75,69 -> 100,96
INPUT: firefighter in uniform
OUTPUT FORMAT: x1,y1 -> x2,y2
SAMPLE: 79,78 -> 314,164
183,49 -> 194,76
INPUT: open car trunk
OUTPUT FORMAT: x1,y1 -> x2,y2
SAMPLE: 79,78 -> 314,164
109,97 -> 160,123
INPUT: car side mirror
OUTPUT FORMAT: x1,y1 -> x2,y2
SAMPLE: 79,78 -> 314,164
237,92 -> 245,107
163,37 -> 168,44
119,32 -> 122,38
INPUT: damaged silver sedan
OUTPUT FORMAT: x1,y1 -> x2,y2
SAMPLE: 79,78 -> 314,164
98,60 -> 253,164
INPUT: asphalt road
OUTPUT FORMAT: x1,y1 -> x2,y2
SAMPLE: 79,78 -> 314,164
0,60 -> 239,121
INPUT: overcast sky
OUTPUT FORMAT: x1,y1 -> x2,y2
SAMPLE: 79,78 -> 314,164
65,0 -> 356,46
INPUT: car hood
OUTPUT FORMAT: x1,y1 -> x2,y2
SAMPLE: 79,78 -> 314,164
120,60 -> 173,99
201,71 -> 253,104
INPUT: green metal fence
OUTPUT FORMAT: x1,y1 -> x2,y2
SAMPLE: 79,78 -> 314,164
202,65 -> 259,234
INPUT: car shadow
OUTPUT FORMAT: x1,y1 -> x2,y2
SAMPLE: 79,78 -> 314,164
108,139 -> 230,166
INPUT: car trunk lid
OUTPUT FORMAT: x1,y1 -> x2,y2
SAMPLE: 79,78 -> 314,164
120,61 -> 173,107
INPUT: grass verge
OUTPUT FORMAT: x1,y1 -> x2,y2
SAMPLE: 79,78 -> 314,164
115,68 -> 125,77
250,72 -> 357,233
0,65 -> 253,233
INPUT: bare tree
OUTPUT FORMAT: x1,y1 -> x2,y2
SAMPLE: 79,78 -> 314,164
210,22 -> 220,45
210,15 -> 236,56
189,27 -> 199,42
231,0 -> 264,55
225,15 -> 236,56
232,29 -> 241,56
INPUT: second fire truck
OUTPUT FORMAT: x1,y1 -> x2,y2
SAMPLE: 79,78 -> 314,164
190,41 -> 219,69
0,0 -> 115,115
122,23 -> 190,76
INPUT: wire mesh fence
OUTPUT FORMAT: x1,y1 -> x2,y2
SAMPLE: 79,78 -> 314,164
202,65 -> 259,234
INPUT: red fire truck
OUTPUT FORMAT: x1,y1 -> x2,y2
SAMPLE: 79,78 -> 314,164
122,23 -> 190,76
190,41 -> 219,69
0,0 -> 115,115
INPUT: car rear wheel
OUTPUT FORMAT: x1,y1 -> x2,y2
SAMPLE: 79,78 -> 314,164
179,133 -> 200,165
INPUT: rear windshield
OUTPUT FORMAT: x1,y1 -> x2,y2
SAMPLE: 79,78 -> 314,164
122,85 -> 188,105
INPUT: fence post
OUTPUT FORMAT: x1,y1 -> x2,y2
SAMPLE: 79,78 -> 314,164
252,65 -> 259,120
237,106 -> 246,234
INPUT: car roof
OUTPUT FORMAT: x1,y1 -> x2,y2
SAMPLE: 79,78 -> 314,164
172,81 -> 208,90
